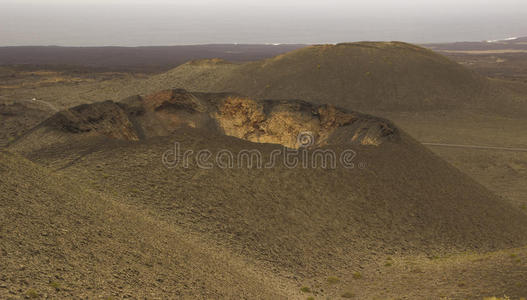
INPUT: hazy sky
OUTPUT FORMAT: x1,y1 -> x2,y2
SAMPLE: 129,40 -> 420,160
1,0 -> 526,46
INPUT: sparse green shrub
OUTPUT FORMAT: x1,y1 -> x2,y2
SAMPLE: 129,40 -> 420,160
26,289 -> 40,299
384,262 -> 392,267
307,297 -> 315,300
327,276 -> 340,284
352,272 -> 362,279
300,286 -> 311,293
341,291 -> 354,298
49,281 -> 61,290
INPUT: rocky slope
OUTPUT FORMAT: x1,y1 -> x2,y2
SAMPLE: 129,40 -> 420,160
10,89 -> 399,154
0,101 -> 54,147
0,150 -> 291,298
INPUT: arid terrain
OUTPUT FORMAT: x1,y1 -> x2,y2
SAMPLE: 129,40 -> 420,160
425,37 -> 527,83
1,41 -> 527,299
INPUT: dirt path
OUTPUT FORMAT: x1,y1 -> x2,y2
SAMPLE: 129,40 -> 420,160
0,95 -> 59,111
423,142 -> 527,152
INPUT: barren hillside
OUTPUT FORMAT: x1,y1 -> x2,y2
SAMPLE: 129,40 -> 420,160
148,42 -> 526,115
0,150 -> 292,298
4,88 -> 527,298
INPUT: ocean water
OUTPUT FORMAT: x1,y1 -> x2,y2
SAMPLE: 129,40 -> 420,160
1,2 -> 526,46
